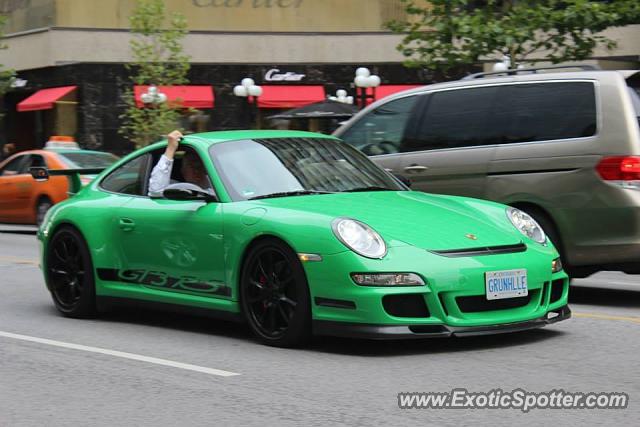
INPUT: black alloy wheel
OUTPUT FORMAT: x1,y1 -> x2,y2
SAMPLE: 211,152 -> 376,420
46,226 -> 97,317
240,239 -> 311,347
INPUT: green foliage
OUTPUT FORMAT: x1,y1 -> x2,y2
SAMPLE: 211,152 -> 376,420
0,14 -> 16,115
388,0 -> 640,72
120,0 -> 191,149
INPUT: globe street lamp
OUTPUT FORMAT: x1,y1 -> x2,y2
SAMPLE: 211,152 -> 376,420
328,89 -> 354,105
492,55 -> 529,74
140,85 -> 167,106
233,77 -> 263,100
354,67 -> 381,109
233,78 -> 263,128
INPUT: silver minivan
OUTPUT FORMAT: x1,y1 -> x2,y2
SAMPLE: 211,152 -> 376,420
334,68 -> 640,278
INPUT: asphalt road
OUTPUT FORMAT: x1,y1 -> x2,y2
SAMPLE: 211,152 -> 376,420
1,226 -> 639,426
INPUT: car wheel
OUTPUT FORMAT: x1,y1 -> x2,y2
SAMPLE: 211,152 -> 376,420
35,197 -> 52,226
240,238 -> 311,347
46,226 -> 97,318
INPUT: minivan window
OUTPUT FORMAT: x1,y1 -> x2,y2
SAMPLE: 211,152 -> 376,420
340,95 -> 418,155
492,82 -> 597,144
401,86 -> 499,152
628,87 -> 640,118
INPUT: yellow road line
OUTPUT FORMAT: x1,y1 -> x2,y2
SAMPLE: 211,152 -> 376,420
574,312 -> 640,325
0,256 -> 39,266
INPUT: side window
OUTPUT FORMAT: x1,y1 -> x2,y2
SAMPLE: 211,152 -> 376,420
402,86 -> 499,152
492,82 -> 597,143
0,156 -> 27,176
148,147 -> 213,187
100,154 -> 150,196
628,86 -> 640,127
24,154 -> 48,171
340,95 -> 419,155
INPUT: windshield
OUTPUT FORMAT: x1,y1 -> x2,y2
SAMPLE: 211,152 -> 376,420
209,137 -> 405,201
58,152 -> 119,169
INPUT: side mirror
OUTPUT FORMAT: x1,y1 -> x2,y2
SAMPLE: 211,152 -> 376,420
30,166 -> 50,181
162,182 -> 218,202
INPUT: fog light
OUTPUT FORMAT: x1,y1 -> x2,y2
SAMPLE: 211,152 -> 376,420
552,257 -> 563,273
351,273 -> 425,286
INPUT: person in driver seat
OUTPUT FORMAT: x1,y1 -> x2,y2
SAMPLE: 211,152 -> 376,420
148,130 -> 212,197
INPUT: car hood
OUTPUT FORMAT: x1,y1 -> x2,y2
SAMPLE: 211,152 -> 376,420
255,191 -> 521,251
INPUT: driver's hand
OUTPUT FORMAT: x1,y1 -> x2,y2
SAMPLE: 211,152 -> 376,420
165,130 -> 183,159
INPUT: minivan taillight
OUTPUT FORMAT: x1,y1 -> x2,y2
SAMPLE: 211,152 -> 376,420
596,156 -> 640,188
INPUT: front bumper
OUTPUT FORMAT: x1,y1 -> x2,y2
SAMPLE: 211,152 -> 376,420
313,305 -> 571,339
303,242 -> 570,337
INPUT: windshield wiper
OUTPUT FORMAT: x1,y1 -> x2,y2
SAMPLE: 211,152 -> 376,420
249,190 -> 333,200
343,186 -> 395,193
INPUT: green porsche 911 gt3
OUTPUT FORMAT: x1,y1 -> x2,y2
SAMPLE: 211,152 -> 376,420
34,130 -> 570,346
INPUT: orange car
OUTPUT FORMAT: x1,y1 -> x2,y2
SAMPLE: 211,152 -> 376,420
0,143 -> 118,225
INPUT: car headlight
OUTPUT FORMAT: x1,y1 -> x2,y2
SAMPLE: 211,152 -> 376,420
332,218 -> 387,259
506,207 -> 546,245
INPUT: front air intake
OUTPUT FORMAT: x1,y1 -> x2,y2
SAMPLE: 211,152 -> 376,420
430,243 -> 527,258
456,293 -> 533,313
382,294 -> 430,318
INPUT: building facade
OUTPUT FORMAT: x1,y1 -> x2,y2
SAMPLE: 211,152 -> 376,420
1,0 -> 639,153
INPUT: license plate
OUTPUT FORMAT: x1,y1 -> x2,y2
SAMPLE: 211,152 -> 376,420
485,269 -> 528,300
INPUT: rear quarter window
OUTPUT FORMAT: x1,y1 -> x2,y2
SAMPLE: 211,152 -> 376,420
99,154 -> 149,196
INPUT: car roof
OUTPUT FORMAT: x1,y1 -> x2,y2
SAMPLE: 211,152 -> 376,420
45,149 -> 115,155
8,149 -> 113,156
381,69 -> 640,98
155,130 -> 339,150
341,69 -> 640,120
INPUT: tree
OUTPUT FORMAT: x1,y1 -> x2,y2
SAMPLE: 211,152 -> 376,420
0,14 -> 16,116
120,0 -> 191,149
388,0 -> 640,73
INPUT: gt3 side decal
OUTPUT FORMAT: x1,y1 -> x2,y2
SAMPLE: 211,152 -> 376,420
96,268 -> 231,297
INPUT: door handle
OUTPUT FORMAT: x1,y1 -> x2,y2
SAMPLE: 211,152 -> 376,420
403,165 -> 428,173
118,218 -> 136,232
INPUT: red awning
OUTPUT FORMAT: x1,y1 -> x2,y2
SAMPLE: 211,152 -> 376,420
369,85 -> 424,102
258,86 -> 325,109
134,85 -> 214,108
17,86 -> 77,112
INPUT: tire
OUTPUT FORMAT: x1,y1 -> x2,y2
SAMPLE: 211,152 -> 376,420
35,197 -> 53,226
46,226 -> 97,318
239,238 -> 312,347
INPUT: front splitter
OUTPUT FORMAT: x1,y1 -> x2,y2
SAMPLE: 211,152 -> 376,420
313,305 -> 571,340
